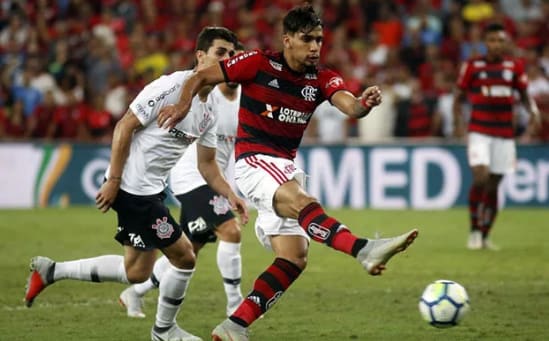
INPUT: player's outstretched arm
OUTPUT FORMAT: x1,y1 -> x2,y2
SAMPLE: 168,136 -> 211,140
96,111 -> 141,213
519,89 -> 541,140
196,144 -> 249,224
331,86 -> 382,119
157,64 -> 226,130
452,87 -> 467,138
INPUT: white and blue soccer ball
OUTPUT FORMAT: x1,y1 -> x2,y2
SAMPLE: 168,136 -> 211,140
419,279 -> 470,328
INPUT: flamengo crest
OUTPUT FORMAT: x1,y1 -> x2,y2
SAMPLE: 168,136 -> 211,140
152,217 -> 174,239
301,85 -> 317,102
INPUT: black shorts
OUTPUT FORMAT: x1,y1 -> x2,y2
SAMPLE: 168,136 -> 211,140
176,185 -> 235,244
111,189 -> 182,250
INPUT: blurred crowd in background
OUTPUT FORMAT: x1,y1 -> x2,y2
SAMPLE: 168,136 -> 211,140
1,0 -> 548,144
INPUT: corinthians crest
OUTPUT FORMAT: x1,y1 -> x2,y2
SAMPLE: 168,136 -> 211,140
152,216 -> 174,239
209,195 -> 231,215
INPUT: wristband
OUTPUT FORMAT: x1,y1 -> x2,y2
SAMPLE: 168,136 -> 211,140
360,96 -> 371,110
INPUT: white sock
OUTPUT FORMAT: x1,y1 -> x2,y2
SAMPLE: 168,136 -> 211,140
155,263 -> 194,328
133,255 -> 170,296
54,255 -> 128,283
217,241 -> 243,306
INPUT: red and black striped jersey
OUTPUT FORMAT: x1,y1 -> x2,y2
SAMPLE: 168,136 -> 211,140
456,56 -> 528,138
220,50 -> 348,160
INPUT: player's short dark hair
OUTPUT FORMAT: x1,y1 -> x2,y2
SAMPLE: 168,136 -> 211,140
195,27 -> 237,52
283,5 -> 322,34
483,23 -> 505,36
235,41 -> 245,51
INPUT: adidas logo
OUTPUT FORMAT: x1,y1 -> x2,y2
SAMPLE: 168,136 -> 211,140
248,295 -> 262,307
268,79 -> 280,88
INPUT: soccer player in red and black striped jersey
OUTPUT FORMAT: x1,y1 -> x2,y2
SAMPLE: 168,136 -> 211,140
453,23 -> 540,251
158,5 -> 418,340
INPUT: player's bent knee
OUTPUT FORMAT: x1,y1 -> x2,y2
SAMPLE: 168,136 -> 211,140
217,220 -> 241,243
126,269 -> 152,284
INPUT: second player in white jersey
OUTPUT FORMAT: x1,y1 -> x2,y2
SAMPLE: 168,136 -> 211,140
170,85 -> 240,193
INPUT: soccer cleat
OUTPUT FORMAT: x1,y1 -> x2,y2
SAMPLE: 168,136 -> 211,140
211,319 -> 249,341
119,286 -> 146,318
482,238 -> 500,251
151,323 -> 203,341
25,256 -> 55,307
467,230 -> 483,250
357,229 -> 418,276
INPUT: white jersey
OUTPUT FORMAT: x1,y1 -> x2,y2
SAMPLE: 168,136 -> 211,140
169,86 -> 240,195
106,70 -> 218,196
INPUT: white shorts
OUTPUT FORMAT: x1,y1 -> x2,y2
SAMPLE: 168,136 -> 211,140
235,154 -> 310,250
467,132 -> 516,174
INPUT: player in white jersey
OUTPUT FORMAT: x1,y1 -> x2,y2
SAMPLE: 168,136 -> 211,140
119,80 -> 244,319
24,27 -> 248,341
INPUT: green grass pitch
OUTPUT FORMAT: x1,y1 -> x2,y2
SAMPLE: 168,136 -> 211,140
1,207 -> 548,340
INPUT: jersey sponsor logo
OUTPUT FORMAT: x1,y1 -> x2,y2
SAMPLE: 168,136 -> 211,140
267,78 -> 280,88
135,103 -> 147,117
152,217 -> 175,239
266,291 -> 283,309
260,105 -> 313,124
187,217 -> 207,234
502,69 -> 513,81
209,195 -> 231,215
129,233 -> 146,248
168,128 -> 198,144
301,85 -> 318,102
147,84 -> 179,107
481,85 -> 512,97
278,107 -> 313,124
307,222 -> 330,240
269,59 -> 283,71
325,76 -> 343,89
226,50 -> 258,68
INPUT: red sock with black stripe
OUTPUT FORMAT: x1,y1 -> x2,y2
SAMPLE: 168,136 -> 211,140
230,258 -> 302,327
298,202 -> 367,256
480,191 -> 498,237
468,185 -> 484,232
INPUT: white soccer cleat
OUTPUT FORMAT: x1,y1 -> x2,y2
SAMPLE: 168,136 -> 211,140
466,230 -> 483,250
211,319 -> 249,341
151,324 -> 203,341
119,286 -> 146,318
25,256 -> 55,307
357,229 -> 418,275
482,238 -> 500,251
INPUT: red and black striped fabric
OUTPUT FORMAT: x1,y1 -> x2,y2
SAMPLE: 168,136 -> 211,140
220,50 -> 348,160
456,57 -> 528,138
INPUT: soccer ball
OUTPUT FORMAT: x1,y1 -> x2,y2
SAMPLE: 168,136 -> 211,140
418,279 -> 470,328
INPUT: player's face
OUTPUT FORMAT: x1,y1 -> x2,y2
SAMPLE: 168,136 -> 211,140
284,26 -> 323,68
226,49 -> 244,89
197,39 -> 235,70
485,30 -> 507,60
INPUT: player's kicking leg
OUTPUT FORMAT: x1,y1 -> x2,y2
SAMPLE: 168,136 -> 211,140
25,256 -> 55,307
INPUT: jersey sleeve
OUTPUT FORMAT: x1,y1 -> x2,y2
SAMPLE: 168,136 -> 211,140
318,69 -> 348,102
456,61 -> 472,90
129,73 -> 187,126
220,50 -> 262,84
